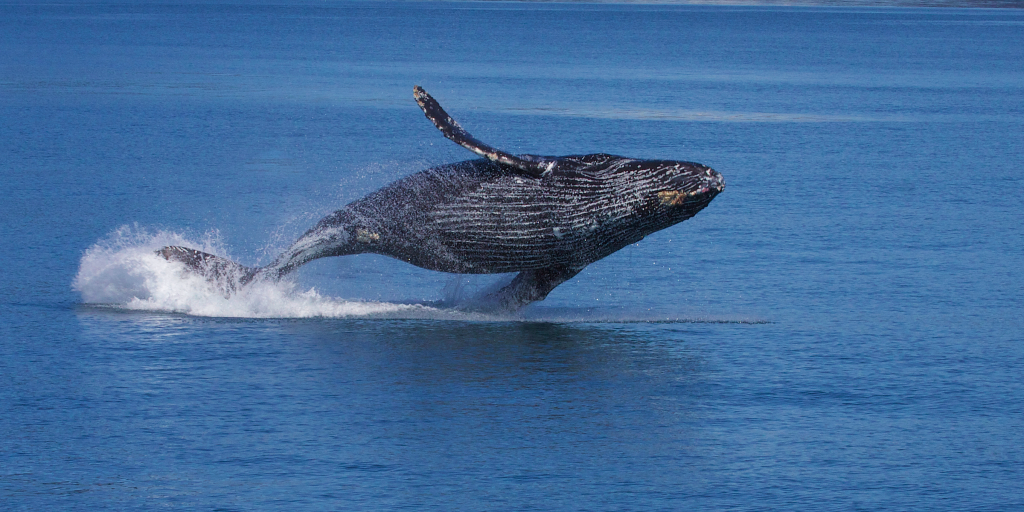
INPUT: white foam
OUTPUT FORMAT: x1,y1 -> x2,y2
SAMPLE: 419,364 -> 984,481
72,225 -> 437,319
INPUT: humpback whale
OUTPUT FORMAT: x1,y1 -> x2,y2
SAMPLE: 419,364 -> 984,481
158,86 -> 725,310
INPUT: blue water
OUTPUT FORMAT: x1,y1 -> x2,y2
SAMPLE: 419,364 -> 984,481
3,2 -> 1023,509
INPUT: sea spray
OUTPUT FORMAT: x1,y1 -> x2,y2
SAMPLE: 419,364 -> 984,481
73,225 -> 435,318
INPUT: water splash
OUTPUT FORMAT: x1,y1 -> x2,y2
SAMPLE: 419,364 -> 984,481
72,225 -> 439,319
74,226 -> 768,324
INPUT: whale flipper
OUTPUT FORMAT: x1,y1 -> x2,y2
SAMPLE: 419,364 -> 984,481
481,266 -> 584,311
157,246 -> 259,293
414,85 -> 554,178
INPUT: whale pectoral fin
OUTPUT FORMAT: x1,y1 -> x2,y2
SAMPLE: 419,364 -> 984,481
414,85 -> 555,178
156,246 -> 260,294
485,265 -> 584,311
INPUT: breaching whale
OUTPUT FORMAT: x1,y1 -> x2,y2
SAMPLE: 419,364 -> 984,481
158,86 -> 725,310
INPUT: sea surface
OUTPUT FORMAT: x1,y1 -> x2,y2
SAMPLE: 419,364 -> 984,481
2,2 -> 1023,510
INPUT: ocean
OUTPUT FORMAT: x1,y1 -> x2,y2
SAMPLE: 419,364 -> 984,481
2,2 -> 1022,509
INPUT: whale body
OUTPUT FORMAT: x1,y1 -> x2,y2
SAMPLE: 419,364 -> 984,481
159,86 -> 725,310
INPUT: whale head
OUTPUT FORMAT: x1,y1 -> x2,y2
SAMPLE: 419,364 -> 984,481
645,160 -> 725,211
558,154 -> 724,231
630,160 -> 724,239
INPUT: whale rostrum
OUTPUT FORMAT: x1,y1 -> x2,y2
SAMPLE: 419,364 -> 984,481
158,86 -> 725,310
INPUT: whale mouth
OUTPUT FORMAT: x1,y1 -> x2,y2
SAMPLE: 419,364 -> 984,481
657,187 -> 720,206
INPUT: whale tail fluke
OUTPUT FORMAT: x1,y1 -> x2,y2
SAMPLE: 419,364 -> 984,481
156,246 -> 261,294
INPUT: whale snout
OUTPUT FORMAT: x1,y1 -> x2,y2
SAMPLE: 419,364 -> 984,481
671,166 -> 724,194
706,168 -> 725,193
692,168 -> 724,196
655,166 -> 724,208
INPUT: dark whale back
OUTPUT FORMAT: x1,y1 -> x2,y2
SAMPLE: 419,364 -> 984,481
333,155 -> 720,274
